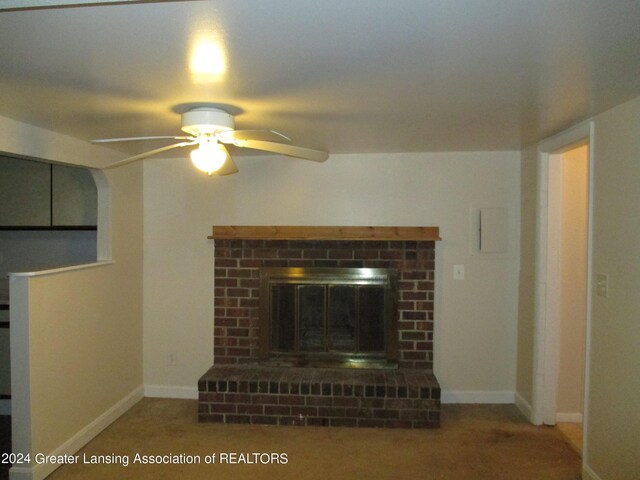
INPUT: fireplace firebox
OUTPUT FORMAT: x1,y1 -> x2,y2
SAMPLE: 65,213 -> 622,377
259,268 -> 398,368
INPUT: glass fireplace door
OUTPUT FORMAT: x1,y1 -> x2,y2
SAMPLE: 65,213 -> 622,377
260,268 -> 397,367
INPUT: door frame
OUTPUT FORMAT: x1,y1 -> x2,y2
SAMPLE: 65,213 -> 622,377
531,121 -> 593,447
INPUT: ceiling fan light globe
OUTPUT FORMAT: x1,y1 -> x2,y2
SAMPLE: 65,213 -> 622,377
190,143 -> 227,175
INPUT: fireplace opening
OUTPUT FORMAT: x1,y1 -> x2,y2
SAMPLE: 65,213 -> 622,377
259,268 -> 398,368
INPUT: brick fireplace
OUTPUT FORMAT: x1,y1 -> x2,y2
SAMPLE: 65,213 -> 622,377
199,226 -> 441,428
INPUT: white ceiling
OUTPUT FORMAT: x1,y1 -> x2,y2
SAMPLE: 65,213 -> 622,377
1,0 -> 639,158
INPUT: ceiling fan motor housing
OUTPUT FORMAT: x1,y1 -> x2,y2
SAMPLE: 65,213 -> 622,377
181,107 -> 234,136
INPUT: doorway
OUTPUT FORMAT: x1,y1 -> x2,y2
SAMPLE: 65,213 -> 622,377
549,145 -> 589,454
532,121 -> 593,461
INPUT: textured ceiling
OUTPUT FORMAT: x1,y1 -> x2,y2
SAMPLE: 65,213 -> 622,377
1,0 -> 639,157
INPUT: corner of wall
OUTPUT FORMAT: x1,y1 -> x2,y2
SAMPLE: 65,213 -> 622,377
514,391 -> 534,422
514,144 -> 538,415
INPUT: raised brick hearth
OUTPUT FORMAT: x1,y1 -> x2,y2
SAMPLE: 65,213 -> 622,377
199,227 -> 440,429
199,365 -> 440,428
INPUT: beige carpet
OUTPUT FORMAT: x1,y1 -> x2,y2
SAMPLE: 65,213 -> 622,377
46,399 -> 581,479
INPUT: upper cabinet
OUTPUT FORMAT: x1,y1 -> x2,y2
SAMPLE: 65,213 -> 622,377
51,163 -> 98,227
0,155 -> 97,229
0,156 -> 50,226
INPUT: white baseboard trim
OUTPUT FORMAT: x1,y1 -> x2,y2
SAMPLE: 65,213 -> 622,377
441,390 -> 515,404
582,463 -> 602,480
9,385 -> 144,480
514,391 -> 533,421
144,384 -> 199,400
556,412 -> 583,423
0,399 -> 10,415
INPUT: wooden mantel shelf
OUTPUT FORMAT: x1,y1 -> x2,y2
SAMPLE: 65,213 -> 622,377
208,226 -> 441,241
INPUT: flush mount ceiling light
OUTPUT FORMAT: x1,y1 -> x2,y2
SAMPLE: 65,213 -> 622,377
92,106 -> 328,176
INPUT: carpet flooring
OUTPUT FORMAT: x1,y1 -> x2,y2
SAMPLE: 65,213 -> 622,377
38,399 -> 582,479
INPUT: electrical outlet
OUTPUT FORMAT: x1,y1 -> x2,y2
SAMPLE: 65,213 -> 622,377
453,265 -> 465,280
166,352 -> 178,366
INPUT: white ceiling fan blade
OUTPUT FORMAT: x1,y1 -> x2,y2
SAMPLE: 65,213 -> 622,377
234,139 -> 328,162
92,135 -> 193,143
217,154 -> 239,176
216,130 -> 291,144
103,141 -> 196,170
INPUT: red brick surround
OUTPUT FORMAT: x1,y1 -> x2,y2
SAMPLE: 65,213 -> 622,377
214,239 -> 435,369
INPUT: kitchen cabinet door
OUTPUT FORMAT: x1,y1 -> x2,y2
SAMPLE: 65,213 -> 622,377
0,156 -> 51,226
52,164 -> 97,227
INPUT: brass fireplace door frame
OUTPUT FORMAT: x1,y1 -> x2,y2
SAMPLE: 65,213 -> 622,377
259,267 -> 398,369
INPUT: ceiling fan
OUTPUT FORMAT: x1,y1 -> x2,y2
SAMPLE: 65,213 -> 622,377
92,107 -> 329,175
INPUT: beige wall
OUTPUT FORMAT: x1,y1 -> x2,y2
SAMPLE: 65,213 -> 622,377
585,96 -> 640,478
23,260 -> 142,454
1,115 -> 144,478
556,145 -> 588,417
143,151 -> 521,400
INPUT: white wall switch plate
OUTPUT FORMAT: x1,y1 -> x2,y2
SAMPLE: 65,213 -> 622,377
453,265 -> 465,280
